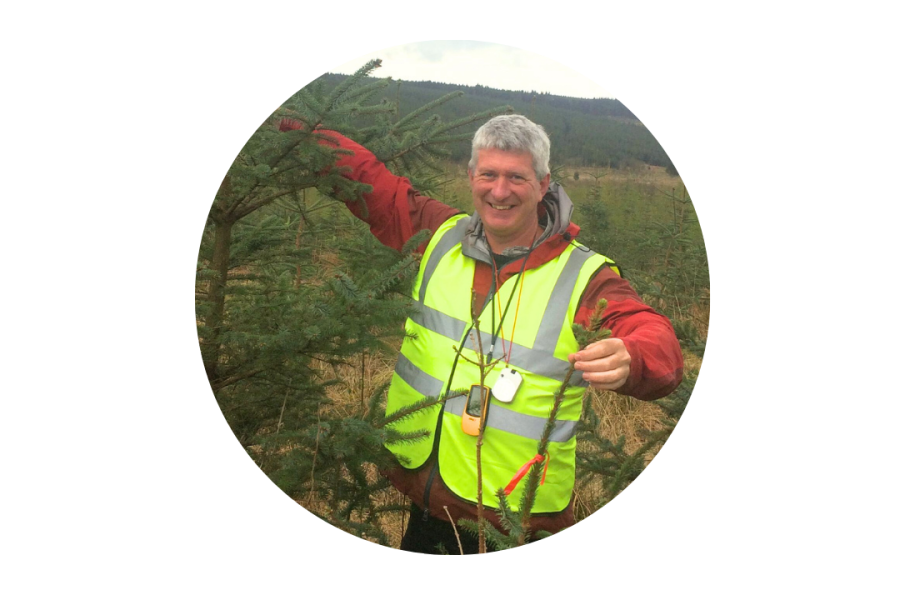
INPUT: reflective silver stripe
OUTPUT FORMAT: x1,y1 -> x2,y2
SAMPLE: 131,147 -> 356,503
445,395 -> 577,443
410,302 -> 468,344
531,247 -> 598,387
532,247 -> 598,357
394,353 -> 445,398
417,217 -> 469,303
463,327 -> 577,384
409,304 -> 586,386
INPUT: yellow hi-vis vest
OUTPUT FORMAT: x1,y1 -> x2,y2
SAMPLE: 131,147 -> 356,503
385,214 -> 618,514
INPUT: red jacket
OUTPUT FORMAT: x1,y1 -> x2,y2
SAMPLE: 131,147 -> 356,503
283,120 -> 684,533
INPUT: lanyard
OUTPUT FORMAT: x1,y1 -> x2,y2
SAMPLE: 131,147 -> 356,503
442,233 -> 539,396
485,248 -> 532,362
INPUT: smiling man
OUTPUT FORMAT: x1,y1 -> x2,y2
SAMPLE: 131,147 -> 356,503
281,114 -> 683,554
469,146 -> 548,250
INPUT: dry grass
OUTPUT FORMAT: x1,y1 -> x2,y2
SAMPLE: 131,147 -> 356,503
565,163 -> 683,189
572,389 -> 669,518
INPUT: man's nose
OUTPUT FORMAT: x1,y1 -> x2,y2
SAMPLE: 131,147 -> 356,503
490,176 -> 510,199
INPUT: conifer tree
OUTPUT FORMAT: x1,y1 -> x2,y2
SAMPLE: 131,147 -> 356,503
196,60 -> 512,540
574,368 -> 696,512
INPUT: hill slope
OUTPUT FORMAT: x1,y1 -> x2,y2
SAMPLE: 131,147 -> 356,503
312,73 -> 675,171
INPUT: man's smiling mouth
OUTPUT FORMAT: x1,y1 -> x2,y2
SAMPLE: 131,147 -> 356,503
487,201 -> 514,211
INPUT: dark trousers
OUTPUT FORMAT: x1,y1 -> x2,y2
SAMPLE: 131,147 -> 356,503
400,503 -> 487,555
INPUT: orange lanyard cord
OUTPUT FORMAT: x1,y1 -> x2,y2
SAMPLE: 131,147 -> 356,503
489,230 -> 537,363
504,267 -> 526,363
494,258 -> 527,364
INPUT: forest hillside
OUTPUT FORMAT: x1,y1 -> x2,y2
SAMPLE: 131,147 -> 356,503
314,73 -> 677,172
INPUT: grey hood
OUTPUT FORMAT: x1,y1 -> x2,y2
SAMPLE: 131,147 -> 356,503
461,181 -> 575,263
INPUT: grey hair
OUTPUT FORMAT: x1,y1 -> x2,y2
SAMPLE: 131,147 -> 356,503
468,114 -> 551,180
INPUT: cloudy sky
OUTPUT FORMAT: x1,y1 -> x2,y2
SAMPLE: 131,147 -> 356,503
331,40 -> 614,100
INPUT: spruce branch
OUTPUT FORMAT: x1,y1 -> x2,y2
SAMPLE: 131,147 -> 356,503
465,486 -> 551,551
381,427 -> 431,449
232,187 -> 310,221
391,91 -> 464,132
291,88 -> 325,118
458,517 -> 506,552
516,298 -> 611,544
368,254 -> 420,297
332,77 -> 393,107
400,229 -> 431,255
453,343 -> 502,375
321,59 -> 383,117
377,103 -> 509,165
376,390 -> 465,428
210,367 -> 265,392
491,489 -> 525,549
363,381 -> 391,422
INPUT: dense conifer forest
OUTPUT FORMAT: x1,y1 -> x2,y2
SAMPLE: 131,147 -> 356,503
314,73 -> 677,172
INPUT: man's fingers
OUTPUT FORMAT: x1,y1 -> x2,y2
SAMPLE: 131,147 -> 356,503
573,353 -> 627,374
569,338 -> 625,363
582,368 -> 629,390
567,337 -> 631,392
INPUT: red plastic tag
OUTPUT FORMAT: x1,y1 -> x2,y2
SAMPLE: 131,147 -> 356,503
503,453 -> 550,496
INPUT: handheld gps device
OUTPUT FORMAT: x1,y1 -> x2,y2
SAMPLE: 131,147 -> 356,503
461,384 -> 490,436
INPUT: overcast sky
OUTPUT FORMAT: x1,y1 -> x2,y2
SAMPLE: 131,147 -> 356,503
331,40 -> 614,100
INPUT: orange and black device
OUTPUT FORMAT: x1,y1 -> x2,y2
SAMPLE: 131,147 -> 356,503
461,384 -> 491,436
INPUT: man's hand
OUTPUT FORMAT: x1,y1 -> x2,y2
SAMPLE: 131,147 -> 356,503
569,338 -> 632,391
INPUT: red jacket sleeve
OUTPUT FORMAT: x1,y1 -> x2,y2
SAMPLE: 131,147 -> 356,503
291,124 -> 459,253
575,267 -> 684,400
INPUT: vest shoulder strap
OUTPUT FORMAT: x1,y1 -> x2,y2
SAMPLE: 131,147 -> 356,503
416,215 -> 469,303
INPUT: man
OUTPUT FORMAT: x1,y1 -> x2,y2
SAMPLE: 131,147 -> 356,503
281,114 -> 683,553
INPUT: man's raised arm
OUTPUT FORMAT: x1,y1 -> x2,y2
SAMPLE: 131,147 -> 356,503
280,119 -> 459,253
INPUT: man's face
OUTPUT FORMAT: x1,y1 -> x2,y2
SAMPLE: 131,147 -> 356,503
468,148 -> 551,251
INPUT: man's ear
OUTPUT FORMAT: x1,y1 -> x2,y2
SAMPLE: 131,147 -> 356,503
539,172 -> 551,195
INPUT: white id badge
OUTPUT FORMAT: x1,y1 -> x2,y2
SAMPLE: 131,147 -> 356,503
492,367 -> 523,403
